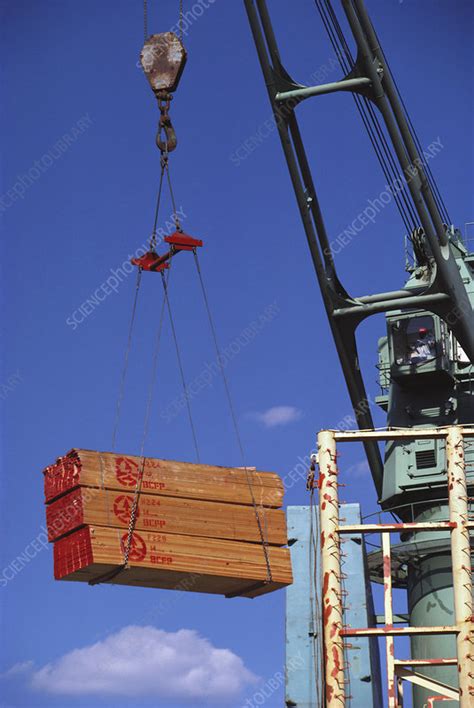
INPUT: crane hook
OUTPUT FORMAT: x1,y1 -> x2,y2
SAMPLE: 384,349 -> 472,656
156,93 -> 177,153
140,32 -> 187,153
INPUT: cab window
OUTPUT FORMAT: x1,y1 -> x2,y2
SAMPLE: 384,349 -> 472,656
392,316 -> 436,366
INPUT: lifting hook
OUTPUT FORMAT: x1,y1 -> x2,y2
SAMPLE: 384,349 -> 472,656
140,32 -> 187,154
156,93 -> 177,153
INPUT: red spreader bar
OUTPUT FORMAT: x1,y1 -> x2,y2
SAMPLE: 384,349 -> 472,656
131,231 -> 203,272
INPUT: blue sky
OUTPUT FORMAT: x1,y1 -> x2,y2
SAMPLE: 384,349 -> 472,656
1,1 -> 473,706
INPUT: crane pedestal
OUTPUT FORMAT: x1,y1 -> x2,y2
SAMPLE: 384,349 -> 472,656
408,549 -> 458,708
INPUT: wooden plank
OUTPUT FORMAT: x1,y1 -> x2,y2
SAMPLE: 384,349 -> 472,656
43,449 -> 284,507
46,486 -> 287,545
59,563 -> 289,598
54,525 -> 293,598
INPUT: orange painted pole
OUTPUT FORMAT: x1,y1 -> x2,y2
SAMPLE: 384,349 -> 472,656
318,430 -> 346,707
446,426 -> 474,707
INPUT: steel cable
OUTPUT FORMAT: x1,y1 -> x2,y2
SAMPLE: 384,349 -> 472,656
315,0 -> 419,233
160,268 -> 201,463
367,19 -> 451,224
323,0 -> 419,229
151,159 -> 166,249
193,251 -> 273,583
112,268 -> 143,451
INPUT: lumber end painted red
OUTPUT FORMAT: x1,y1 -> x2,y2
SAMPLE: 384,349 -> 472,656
46,488 -> 84,542
43,449 -> 82,503
54,526 -> 93,580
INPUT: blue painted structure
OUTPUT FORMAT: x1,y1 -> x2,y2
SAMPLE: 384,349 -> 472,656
285,504 -> 382,707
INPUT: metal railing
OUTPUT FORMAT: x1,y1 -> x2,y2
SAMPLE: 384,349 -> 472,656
317,426 -> 474,707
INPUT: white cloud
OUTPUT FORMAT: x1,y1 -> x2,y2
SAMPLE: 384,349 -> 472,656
1,661 -> 34,678
251,405 -> 302,428
345,460 -> 370,478
29,626 -> 257,702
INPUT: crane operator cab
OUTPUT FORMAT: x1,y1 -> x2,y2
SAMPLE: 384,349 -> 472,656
376,303 -> 473,505
388,313 -> 454,384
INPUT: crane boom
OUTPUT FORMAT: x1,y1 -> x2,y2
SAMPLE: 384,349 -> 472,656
244,0 -> 474,496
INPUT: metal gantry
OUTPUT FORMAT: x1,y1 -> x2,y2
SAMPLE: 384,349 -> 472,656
318,426 -> 474,707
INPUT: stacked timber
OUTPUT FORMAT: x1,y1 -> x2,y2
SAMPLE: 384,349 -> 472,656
42,449 -> 292,598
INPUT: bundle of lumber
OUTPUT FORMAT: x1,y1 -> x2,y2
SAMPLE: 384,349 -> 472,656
42,449 -> 292,598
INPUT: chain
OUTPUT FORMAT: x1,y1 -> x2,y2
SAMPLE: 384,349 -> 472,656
179,0 -> 184,42
122,475 -> 142,566
122,269 -> 170,567
144,2 -> 183,43
122,472 -> 142,565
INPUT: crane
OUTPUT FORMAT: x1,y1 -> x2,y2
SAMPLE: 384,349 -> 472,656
240,1 -> 474,706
